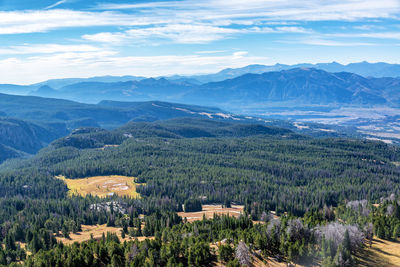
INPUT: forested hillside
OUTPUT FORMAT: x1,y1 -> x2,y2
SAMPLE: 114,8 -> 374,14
1,118 -> 399,266
0,144 -> 26,163
0,94 -> 270,163
4,118 -> 398,214
0,117 -> 63,154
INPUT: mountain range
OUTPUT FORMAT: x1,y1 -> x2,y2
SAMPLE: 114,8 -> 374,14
19,68 -> 400,108
179,61 -> 400,83
1,61 -> 399,97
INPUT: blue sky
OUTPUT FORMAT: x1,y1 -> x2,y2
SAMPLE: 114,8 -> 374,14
0,0 -> 399,84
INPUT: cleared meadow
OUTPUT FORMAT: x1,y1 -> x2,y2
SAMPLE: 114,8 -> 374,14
56,224 -> 153,245
56,175 -> 142,198
356,237 -> 400,267
178,204 -> 244,222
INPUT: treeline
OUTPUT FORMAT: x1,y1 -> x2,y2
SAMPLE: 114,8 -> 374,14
20,211 -> 370,267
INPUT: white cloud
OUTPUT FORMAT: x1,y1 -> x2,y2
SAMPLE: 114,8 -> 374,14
328,32 -> 400,40
126,24 -> 239,43
82,32 -> 128,44
233,51 -> 248,58
82,24 -> 313,45
0,0 -> 398,36
0,44 -> 104,55
195,50 -> 226,54
352,25 -> 386,31
46,0 -> 69,9
275,26 -> 311,33
83,24 -> 240,44
97,0 -> 400,21
299,38 -> 375,46
0,9 -> 164,34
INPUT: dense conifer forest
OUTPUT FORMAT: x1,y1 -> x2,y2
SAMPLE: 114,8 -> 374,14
0,118 -> 399,266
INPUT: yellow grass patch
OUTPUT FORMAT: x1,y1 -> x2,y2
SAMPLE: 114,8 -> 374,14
56,224 -> 153,245
56,175 -> 142,198
178,204 -> 244,223
356,237 -> 400,267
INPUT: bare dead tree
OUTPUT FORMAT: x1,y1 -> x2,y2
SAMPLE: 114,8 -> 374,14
315,222 -> 365,252
387,204 -> 394,216
236,241 -> 251,266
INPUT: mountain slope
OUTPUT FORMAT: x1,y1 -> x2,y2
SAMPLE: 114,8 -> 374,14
0,93 -> 261,130
49,117 -> 295,150
182,61 -> 400,82
32,75 -> 145,89
51,78 -> 195,103
186,68 -> 391,106
0,143 -> 27,163
0,84 -> 33,95
0,117 -> 62,154
29,85 -> 59,98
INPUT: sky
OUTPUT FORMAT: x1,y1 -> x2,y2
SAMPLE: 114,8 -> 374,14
0,0 -> 400,84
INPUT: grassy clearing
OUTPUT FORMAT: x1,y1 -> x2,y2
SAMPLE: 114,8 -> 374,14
356,237 -> 400,267
56,224 -> 153,245
178,204 -> 244,223
56,175 -> 142,198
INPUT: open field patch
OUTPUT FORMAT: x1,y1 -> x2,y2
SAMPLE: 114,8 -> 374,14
56,224 -> 153,245
178,204 -> 244,222
356,237 -> 400,267
56,175 -> 142,198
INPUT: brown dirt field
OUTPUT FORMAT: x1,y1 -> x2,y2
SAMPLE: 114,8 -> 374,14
356,237 -> 400,267
178,204 -> 244,222
56,224 -> 154,245
56,175 -> 142,198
